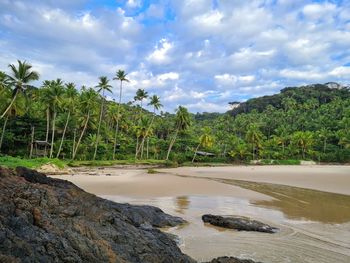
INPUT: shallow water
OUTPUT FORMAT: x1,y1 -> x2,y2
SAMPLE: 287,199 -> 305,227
102,180 -> 350,263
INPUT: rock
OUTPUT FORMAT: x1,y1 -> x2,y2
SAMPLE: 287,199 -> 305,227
207,256 -> 262,263
202,214 -> 278,233
0,167 -> 195,263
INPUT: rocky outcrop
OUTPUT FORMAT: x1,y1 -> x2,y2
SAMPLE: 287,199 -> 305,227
0,167 -> 194,263
202,214 -> 278,233
208,256 -> 262,263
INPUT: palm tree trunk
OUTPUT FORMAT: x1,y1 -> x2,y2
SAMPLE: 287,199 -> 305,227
29,125 -> 35,159
49,111 -> 56,158
192,143 -> 201,163
56,111 -> 71,158
72,111 -> 90,160
93,97 -> 104,160
135,136 -> 139,159
0,115 -> 9,151
45,108 -> 50,142
113,81 -> 123,160
1,89 -> 18,119
146,138 -> 149,159
166,129 -> 179,160
137,112 -> 155,157
252,144 -> 255,160
72,129 -> 76,159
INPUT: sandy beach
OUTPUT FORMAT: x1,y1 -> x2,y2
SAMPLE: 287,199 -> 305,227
162,165 -> 350,195
51,165 -> 350,263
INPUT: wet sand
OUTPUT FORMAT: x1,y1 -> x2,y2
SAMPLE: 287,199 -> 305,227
51,165 -> 350,263
162,165 -> 350,195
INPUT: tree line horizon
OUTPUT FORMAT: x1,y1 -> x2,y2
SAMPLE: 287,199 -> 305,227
0,60 -> 349,163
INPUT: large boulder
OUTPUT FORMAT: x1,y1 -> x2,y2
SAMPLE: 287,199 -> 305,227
0,167 -> 194,263
202,214 -> 278,233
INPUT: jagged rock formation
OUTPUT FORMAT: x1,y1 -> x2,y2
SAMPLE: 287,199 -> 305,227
202,214 -> 278,233
0,167 -> 194,263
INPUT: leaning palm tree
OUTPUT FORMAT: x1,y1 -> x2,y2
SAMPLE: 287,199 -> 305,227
72,88 -> 98,160
1,60 -> 39,119
136,95 -> 162,158
192,127 -> 214,163
166,106 -> 191,160
112,70 -> 129,160
93,76 -> 112,160
56,83 -> 78,158
0,89 -> 25,152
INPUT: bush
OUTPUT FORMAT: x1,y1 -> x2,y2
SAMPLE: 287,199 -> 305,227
164,160 -> 178,168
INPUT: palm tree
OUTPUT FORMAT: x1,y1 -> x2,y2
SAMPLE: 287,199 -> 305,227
245,123 -> 264,160
93,76 -> 112,160
192,127 -> 214,162
1,60 -> 39,119
72,88 -> 98,160
0,89 -> 25,152
317,128 -> 332,153
134,89 -> 148,158
43,79 -> 64,158
0,71 -> 9,97
113,70 -> 129,160
166,106 -> 191,160
56,83 -> 78,158
291,131 -> 314,159
136,95 -> 162,158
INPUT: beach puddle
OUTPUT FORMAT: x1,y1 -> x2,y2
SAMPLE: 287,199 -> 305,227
101,181 -> 350,263
214,179 -> 350,224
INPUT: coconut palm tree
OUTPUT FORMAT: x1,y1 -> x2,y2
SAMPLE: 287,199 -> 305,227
112,70 -> 129,160
136,95 -> 162,158
134,89 -> 148,158
42,79 -> 64,158
291,131 -> 314,159
192,127 -> 214,162
166,106 -> 191,160
1,60 -> 39,119
56,83 -> 78,158
72,88 -> 98,160
245,123 -> 264,160
93,76 -> 112,160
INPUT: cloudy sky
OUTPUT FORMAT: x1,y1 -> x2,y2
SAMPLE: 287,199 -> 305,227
0,0 -> 349,113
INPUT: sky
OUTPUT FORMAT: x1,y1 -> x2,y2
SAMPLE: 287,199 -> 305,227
0,0 -> 349,113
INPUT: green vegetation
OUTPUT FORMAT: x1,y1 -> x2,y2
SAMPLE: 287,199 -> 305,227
0,156 -> 66,169
1,60 -> 350,166
260,159 -> 301,165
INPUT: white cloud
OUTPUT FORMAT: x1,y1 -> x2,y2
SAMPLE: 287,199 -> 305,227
1,0 -> 349,113
329,66 -> 350,78
146,38 -> 174,65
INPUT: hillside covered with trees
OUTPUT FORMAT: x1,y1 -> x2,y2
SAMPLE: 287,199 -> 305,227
0,60 -> 349,164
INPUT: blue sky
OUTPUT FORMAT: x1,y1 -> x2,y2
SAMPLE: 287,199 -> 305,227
0,0 -> 349,113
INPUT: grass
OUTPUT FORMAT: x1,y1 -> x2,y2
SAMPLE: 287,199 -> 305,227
0,156 -> 67,169
259,159 -> 301,165
67,159 -> 166,167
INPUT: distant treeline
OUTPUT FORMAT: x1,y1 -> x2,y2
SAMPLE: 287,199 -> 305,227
0,61 -> 349,163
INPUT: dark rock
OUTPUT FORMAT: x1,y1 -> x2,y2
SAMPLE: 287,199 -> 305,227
202,214 -> 278,233
206,256 -> 262,263
0,167 -> 195,263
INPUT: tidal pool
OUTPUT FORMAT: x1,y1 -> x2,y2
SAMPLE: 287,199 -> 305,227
102,181 -> 350,263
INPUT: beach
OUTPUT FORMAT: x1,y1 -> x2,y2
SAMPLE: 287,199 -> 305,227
51,165 -> 350,263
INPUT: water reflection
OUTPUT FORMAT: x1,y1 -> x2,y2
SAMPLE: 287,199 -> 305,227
175,196 -> 190,214
217,179 -> 350,224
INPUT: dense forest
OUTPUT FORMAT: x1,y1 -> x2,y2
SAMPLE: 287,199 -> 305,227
0,60 -> 349,163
